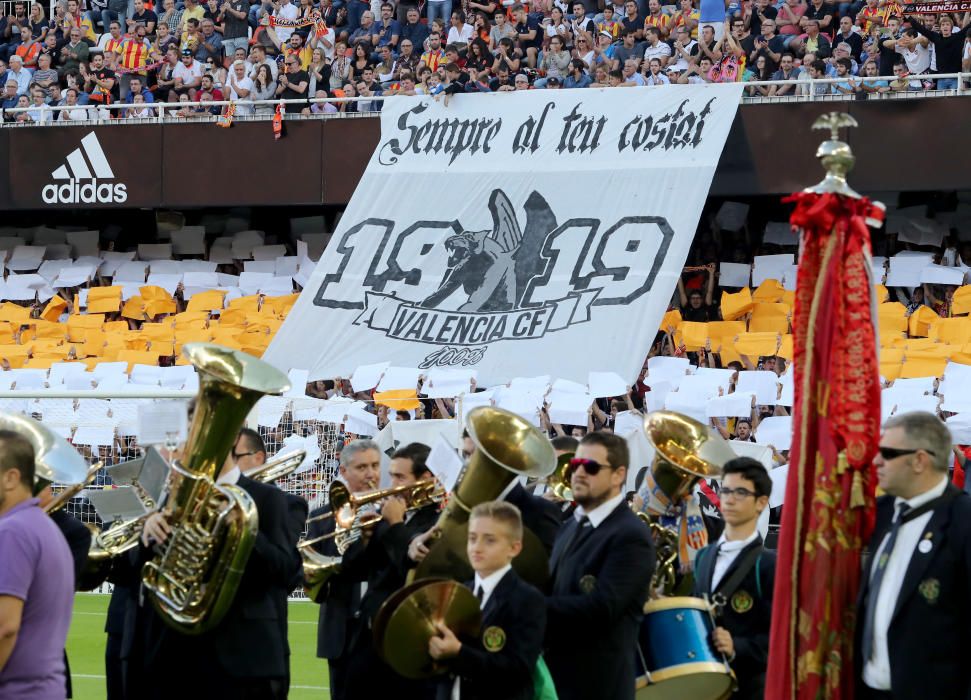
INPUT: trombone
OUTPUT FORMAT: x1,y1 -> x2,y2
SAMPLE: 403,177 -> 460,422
299,479 -> 444,550
299,479 -> 444,600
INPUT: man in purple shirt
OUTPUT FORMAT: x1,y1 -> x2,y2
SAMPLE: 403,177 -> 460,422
0,430 -> 74,700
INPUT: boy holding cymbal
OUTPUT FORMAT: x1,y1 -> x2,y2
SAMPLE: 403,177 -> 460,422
427,501 -> 547,700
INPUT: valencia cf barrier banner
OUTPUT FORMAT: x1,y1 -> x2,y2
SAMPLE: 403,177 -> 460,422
901,0 -> 971,11
266,85 -> 743,385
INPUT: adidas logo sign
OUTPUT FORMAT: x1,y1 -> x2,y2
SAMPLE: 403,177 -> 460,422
42,132 -> 128,204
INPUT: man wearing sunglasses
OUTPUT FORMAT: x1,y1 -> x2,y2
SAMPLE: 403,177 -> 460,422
692,457 -> 774,700
545,432 -> 654,700
858,411 -> 971,700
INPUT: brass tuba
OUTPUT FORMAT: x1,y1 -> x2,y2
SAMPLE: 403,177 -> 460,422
141,343 -> 290,635
0,412 -> 90,493
412,406 -> 556,587
640,410 -> 735,595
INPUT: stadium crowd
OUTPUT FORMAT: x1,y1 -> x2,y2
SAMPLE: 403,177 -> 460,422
0,0 -> 968,121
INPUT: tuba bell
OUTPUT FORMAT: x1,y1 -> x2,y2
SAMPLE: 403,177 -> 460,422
141,343 -> 290,634
640,410 -> 735,595
412,406 -> 556,586
0,412 -> 91,493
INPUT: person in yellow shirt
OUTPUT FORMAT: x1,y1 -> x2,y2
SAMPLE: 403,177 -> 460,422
643,0 -> 671,39
180,0 -> 206,43
265,19 -> 315,69
672,0 -> 699,39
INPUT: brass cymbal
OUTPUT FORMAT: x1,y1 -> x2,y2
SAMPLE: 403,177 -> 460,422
381,579 -> 482,679
413,524 -> 549,590
373,578 -> 447,661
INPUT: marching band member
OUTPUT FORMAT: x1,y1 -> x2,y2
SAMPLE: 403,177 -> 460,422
691,457 -> 775,700
234,428 -> 309,697
428,500 -> 547,700
545,431 -> 655,700
858,412 -> 971,700
308,439 -> 381,700
139,439 -> 301,699
353,442 -> 440,699
0,430 -> 75,700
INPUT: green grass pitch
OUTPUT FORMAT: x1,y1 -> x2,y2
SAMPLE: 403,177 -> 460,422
67,593 -> 329,698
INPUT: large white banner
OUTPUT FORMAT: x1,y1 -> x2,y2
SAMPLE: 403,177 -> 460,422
266,86 -> 743,385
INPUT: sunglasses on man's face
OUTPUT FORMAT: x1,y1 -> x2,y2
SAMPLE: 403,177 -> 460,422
568,457 -> 611,476
878,446 -> 935,461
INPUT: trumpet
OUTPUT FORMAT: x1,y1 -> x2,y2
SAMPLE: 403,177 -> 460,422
243,449 -> 307,484
299,479 -> 444,600
299,479 -> 444,550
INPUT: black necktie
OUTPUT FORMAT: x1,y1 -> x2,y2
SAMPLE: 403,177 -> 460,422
475,586 -> 484,608
566,516 -> 592,552
861,503 -> 911,662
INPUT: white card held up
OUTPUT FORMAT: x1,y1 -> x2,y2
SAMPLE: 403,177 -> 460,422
137,402 -> 188,446
755,415 -> 792,451
588,371 -> 627,399
343,407 -> 378,436
706,392 -> 756,418
885,255 -> 933,288
946,414 -> 971,445
735,371 -> 780,405
768,464 -> 788,508
66,230 -> 99,257
376,367 -> 422,392
663,390 -> 708,424
728,440 -> 773,471
7,245 -> 46,271
752,254 -> 795,287
715,201 -> 749,232
763,222 -> 799,246
137,243 -> 173,261
427,434 -> 465,493
613,410 -> 643,437
285,368 -> 310,397
920,264 -> 965,287
351,362 -> 391,391
422,368 -> 476,398
719,262 -> 750,288
547,391 -> 592,427
170,228 -> 207,256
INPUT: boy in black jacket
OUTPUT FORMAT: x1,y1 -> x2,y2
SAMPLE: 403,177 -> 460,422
428,500 -> 546,700
692,457 -> 776,700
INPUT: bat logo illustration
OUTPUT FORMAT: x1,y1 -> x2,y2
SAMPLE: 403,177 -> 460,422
422,189 -> 557,312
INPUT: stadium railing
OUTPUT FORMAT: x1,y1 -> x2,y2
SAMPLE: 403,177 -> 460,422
1,72 -> 969,126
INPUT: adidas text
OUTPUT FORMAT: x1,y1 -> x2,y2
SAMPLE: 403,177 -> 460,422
42,180 -> 128,204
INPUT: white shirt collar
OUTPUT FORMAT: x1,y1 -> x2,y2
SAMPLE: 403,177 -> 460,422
575,491 -> 626,528
217,466 -> 241,485
716,528 -> 760,553
473,563 -> 512,608
895,475 -> 948,513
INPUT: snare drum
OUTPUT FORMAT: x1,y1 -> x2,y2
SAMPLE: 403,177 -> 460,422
634,596 -> 735,700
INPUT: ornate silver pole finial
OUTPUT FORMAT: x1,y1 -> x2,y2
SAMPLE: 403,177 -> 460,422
804,112 -> 861,199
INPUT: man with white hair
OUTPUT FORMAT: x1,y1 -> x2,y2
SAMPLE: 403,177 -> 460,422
5,55 -> 30,95
226,59 -> 253,114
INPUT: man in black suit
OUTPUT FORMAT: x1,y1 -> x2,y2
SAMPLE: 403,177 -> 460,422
234,428 -> 309,697
692,457 -> 775,700
546,431 -> 655,700
307,438 -> 381,700
140,442 -> 302,699
858,411 -> 971,700
428,500 -> 546,700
